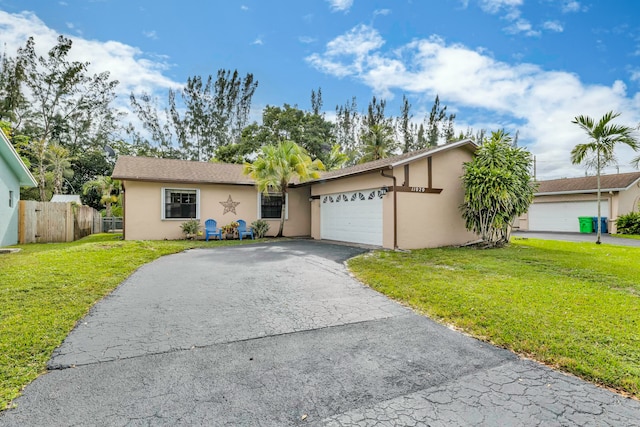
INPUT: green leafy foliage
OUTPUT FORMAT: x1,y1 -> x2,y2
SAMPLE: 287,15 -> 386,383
460,130 -> 536,246
615,212 -> 640,235
180,219 -> 201,237
250,219 -> 270,238
347,238 -> 640,398
243,141 -> 324,237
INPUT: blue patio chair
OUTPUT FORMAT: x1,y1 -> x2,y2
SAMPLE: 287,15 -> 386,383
204,219 -> 223,241
237,219 -> 254,240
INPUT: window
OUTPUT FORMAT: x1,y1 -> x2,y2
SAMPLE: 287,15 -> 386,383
9,191 -> 13,208
258,193 -> 288,220
162,188 -> 199,219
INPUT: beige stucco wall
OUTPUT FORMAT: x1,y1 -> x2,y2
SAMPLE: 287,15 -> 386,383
395,149 -> 477,249
309,147 -> 477,249
617,180 -> 640,218
121,181 -> 310,240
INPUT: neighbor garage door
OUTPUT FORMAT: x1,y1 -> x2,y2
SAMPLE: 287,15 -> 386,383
528,200 -> 609,232
320,189 -> 383,246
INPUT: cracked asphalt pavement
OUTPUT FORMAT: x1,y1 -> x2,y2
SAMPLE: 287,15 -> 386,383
1,240 -> 639,426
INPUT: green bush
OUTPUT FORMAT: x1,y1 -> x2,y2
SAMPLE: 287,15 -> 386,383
251,219 -> 270,238
180,219 -> 201,238
616,212 -> 640,235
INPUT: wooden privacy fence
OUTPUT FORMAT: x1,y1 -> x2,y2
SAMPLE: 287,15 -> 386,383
18,201 -> 103,244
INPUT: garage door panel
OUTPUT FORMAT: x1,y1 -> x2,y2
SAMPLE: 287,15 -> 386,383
321,190 -> 383,246
528,201 -> 609,232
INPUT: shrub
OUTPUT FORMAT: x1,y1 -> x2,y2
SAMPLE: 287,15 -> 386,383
616,212 -> 640,235
251,219 -> 270,238
180,219 -> 201,238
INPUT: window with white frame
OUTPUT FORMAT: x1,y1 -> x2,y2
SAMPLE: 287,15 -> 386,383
258,192 -> 288,220
162,188 -> 199,219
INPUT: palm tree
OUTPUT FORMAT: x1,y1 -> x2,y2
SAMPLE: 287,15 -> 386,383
82,176 -> 121,217
45,143 -> 74,194
243,140 -> 324,237
359,124 -> 396,163
571,111 -> 639,244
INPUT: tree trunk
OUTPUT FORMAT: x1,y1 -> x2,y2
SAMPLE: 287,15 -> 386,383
277,190 -> 286,238
596,148 -> 602,244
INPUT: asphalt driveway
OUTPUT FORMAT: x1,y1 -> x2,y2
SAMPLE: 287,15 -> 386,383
1,240 -> 639,426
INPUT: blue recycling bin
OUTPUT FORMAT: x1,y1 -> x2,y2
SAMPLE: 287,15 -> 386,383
591,217 -> 608,233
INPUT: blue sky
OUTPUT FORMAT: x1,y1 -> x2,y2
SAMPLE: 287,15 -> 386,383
1,0 -> 639,179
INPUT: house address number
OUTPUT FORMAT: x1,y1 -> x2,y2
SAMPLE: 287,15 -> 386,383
411,187 -> 426,193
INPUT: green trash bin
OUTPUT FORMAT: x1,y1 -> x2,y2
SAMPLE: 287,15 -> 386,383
578,216 -> 593,233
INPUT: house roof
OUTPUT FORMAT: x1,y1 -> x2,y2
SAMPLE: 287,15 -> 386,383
309,139 -> 477,183
0,131 -> 37,187
111,139 -> 477,187
112,156 -> 255,185
536,171 -> 640,195
51,194 -> 82,203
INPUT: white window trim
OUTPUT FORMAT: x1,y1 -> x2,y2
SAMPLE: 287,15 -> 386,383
161,187 -> 201,220
257,192 -> 288,220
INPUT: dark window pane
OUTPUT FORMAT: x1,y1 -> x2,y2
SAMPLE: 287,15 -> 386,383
261,194 -> 282,219
165,189 -> 197,219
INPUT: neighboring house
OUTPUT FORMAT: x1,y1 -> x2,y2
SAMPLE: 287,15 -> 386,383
50,194 -> 82,204
518,172 -> 640,234
0,131 -> 37,246
111,139 -> 479,249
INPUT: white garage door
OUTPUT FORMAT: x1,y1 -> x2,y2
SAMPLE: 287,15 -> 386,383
528,201 -> 609,232
320,189 -> 383,246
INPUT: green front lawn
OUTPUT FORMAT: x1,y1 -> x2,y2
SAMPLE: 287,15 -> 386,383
0,234 -> 262,410
348,238 -> 640,398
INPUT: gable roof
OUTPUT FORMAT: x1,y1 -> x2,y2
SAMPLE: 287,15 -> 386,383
536,171 -> 640,195
112,156 -> 255,185
0,131 -> 37,187
310,139 -> 477,183
111,139 -> 477,187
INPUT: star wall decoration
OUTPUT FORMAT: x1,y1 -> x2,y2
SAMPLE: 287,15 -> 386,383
220,194 -> 240,215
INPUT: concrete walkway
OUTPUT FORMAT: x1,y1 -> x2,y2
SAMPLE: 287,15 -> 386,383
1,241 -> 639,426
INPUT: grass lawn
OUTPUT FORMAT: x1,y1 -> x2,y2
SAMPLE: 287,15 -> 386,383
348,238 -> 640,398
611,234 -> 640,240
0,233 -> 264,410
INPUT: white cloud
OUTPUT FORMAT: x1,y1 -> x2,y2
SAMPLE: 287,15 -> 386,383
0,11 -> 179,111
542,21 -> 564,33
143,30 -> 158,40
326,0 -> 354,13
59,1 -> 68,5
252,37 -> 264,45
298,36 -> 317,44
373,9 -> 391,16
562,1 -> 582,13
479,0 -> 523,14
505,19 -> 540,37
241,5 -> 249,11
307,25 -> 640,179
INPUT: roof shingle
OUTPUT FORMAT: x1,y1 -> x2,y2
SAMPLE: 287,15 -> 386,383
536,172 -> 640,194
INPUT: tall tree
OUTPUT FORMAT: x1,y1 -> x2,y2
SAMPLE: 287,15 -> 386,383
310,87 -> 323,116
82,176 -> 120,216
359,123 -> 396,163
398,94 -> 415,153
460,130 -> 536,247
14,35 -> 118,199
243,141 -> 324,237
45,143 -> 74,194
334,97 -> 360,165
130,69 -> 257,160
571,111 -> 640,244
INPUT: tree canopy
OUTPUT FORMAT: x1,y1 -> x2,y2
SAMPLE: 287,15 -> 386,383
460,131 -> 536,247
